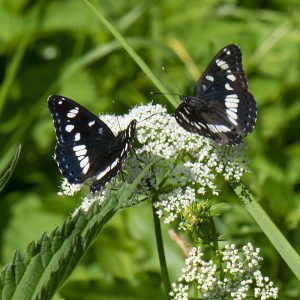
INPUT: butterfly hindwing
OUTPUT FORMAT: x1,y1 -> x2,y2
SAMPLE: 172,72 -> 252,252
89,119 -> 136,193
48,95 -> 136,192
175,44 -> 257,145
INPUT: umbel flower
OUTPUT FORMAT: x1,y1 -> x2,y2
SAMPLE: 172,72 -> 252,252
58,103 -> 250,220
170,243 -> 278,300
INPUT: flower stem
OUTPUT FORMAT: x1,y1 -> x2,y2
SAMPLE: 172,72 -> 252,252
209,216 -> 224,280
152,203 -> 171,299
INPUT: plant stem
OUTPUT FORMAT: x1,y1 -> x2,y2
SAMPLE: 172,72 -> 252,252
152,203 -> 171,299
209,216 -> 224,281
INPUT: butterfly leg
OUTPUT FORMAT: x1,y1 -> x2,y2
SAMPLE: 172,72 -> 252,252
132,148 -> 145,164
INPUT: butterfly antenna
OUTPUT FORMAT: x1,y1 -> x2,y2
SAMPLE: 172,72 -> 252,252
150,91 -> 179,96
132,148 -> 145,164
112,99 -> 122,132
137,112 -> 158,124
162,66 -> 183,94
120,169 -> 126,183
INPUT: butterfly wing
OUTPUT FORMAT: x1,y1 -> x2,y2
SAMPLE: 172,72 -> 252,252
175,44 -> 257,145
89,119 -> 136,193
48,95 -> 136,191
48,95 -> 115,146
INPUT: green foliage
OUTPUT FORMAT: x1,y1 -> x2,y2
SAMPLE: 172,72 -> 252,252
0,145 -> 21,192
0,164 -> 152,300
0,0 -> 299,299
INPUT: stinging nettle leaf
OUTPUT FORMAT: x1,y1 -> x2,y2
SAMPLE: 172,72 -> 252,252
0,164 -> 152,300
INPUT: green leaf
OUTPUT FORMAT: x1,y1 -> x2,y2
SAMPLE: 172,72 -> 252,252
0,164 -> 152,300
0,144 -> 22,192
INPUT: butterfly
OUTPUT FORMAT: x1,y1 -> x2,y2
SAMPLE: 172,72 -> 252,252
48,95 -> 136,193
175,44 -> 257,145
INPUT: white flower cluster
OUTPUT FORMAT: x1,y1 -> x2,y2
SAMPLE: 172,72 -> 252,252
58,178 -> 82,197
127,103 -> 248,226
60,103 -> 249,218
170,243 -> 278,300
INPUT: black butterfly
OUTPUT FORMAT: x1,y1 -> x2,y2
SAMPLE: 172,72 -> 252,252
175,44 -> 257,145
48,95 -> 136,193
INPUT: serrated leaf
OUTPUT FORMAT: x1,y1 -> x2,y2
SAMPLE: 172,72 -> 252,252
0,164 -> 152,300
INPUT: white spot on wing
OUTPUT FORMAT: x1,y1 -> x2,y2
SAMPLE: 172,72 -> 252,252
225,94 -> 239,103
80,156 -> 89,168
83,163 -> 90,174
215,124 -> 231,132
179,112 -> 190,123
96,165 -> 110,180
205,75 -> 214,81
194,122 -> 205,130
207,124 -> 218,133
74,133 -> 81,141
225,83 -> 233,91
225,102 -> 238,108
73,145 -> 86,151
226,109 -> 238,120
227,74 -> 236,81
67,112 -> 76,118
67,108 -> 79,118
183,107 -> 190,114
228,115 -> 238,126
66,124 -> 74,132
216,59 -> 229,70
88,120 -> 95,127
75,149 -> 87,156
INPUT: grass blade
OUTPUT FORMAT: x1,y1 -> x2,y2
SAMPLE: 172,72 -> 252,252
0,144 -> 22,192
82,0 -> 179,108
232,181 -> 300,280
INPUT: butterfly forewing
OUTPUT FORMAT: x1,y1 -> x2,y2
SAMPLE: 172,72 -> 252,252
48,95 -> 136,192
175,44 -> 257,145
48,95 -> 115,145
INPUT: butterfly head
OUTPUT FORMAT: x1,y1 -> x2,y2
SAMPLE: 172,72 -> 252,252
126,119 -> 137,137
180,95 -> 190,103
115,119 -> 137,147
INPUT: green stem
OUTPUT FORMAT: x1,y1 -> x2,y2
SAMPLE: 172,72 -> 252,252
209,216 -> 224,280
152,203 -> 171,299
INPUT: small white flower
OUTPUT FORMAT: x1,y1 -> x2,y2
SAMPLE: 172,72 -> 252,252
170,242 -> 279,300
58,178 -> 82,197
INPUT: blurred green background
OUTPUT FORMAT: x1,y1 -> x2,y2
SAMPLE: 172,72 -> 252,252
0,0 -> 300,299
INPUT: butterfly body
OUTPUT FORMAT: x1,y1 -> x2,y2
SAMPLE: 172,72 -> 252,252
175,44 -> 257,145
48,95 -> 136,193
